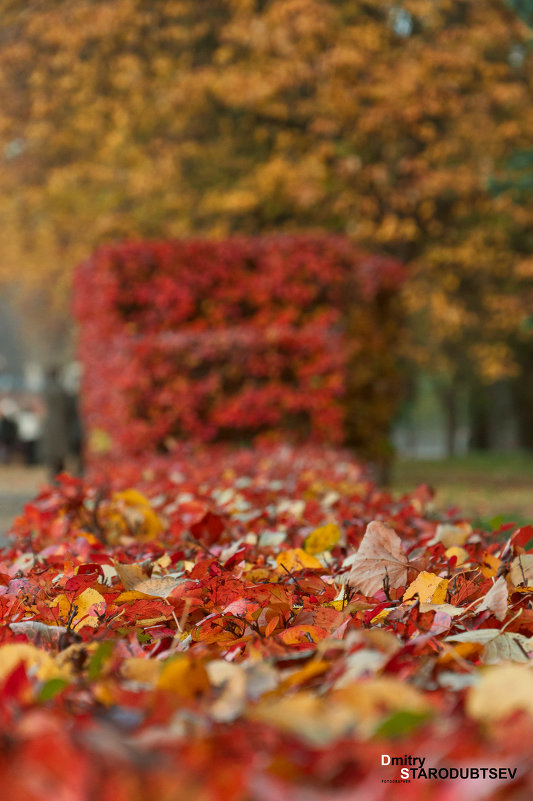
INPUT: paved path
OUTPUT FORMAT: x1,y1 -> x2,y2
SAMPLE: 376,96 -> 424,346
0,466 -> 47,547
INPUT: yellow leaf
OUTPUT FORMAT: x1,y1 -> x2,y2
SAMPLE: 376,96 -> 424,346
444,546 -> 469,566
115,590 -> 156,602
114,489 -> 152,508
480,552 -> 500,578
276,548 -> 322,573
0,643 -> 69,683
370,607 -> 392,624
325,599 -> 345,611
73,587 -> 105,630
434,523 -> 471,548
121,658 -> 159,684
93,680 -> 115,706
50,594 -> 71,620
107,490 -> 163,542
52,588 -> 105,631
333,677 -> 430,723
304,523 -> 341,554
88,427 -> 112,455
466,665 -> 533,722
154,553 -> 172,570
248,692 -> 352,746
279,659 -> 330,690
137,616 -> 170,626
157,656 -> 209,696
403,571 -> 448,604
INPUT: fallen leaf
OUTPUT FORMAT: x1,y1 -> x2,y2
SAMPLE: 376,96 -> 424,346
51,587 -> 106,631
279,659 -> 330,690
509,554 -> 533,589
480,552 -> 500,578
483,633 -> 533,664
132,576 -> 184,599
444,546 -> 469,566
114,560 -> 150,591
121,658 -> 160,685
433,522 -> 471,548
477,576 -> 508,621
418,602 -> 463,617
206,660 -> 246,722
157,655 -> 209,696
446,629 -> 533,663
348,521 -> 408,596
403,571 -> 448,604
0,644 -> 66,683
247,692 -> 353,746
278,624 -> 328,645
304,523 -> 341,554
276,548 -> 322,573
9,621 -> 67,646
467,664 -> 533,721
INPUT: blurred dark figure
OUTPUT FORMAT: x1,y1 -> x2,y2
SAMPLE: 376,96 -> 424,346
66,392 -> 84,477
17,402 -> 42,465
0,397 -> 19,464
42,367 -> 71,479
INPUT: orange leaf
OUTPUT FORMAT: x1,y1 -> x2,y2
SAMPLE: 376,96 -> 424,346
278,625 -> 328,645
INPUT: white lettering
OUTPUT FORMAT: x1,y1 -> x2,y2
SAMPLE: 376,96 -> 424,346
400,768 -> 409,779
381,754 -> 391,766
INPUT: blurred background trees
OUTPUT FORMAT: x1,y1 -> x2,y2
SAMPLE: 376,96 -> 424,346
0,0 -> 531,456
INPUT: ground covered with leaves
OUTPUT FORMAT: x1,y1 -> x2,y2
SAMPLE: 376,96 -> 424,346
1,445 -> 532,801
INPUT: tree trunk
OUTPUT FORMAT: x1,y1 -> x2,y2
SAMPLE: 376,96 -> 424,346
468,381 -> 490,451
440,384 -> 458,458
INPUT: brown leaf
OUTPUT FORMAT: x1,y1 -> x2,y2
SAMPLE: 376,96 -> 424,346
477,576 -> 508,621
509,554 -> 533,589
347,521 -> 408,596
132,576 -> 185,599
114,560 -> 150,591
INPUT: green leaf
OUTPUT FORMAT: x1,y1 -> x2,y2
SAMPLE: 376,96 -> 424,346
88,641 -> 114,680
38,678 -> 69,702
374,710 -> 430,738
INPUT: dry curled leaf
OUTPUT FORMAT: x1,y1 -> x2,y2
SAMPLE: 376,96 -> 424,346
477,576 -> 508,621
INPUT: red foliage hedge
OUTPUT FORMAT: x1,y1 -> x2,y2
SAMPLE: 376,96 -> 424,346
74,236 -> 405,465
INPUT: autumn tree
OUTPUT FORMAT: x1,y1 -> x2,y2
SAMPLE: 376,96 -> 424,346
0,0 -> 531,449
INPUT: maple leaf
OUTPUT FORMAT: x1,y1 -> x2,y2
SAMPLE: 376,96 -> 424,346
347,521 -> 408,596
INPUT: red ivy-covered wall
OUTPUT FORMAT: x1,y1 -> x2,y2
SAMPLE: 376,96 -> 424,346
74,235 -> 405,467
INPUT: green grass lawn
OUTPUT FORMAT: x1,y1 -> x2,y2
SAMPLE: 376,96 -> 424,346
391,451 -> 533,528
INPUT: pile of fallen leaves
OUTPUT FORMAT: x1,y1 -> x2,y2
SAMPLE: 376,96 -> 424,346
1,445 -> 532,801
